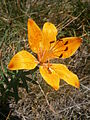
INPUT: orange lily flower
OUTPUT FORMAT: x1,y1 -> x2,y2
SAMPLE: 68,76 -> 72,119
8,19 -> 82,90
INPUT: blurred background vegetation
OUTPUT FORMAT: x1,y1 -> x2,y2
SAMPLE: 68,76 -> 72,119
0,0 -> 90,120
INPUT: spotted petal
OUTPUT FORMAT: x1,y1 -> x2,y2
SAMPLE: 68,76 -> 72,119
39,65 -> 60,90
42,22 -> 57,50
51,64 -> 80,88
50,37 -> 82,59
28,19 -> 43,53
8,50 -> 38,70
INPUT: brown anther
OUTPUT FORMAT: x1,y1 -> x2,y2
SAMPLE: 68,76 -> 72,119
50,41 -> 55,44
64,41 -> 68,45
59,54 -> 63,58
64,47 -> 68,51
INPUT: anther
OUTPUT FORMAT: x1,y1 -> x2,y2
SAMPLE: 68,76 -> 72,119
50,41 -> 55,44
64,47 -> 68,51
64,41 -> 68,45
59,54 -> 63,58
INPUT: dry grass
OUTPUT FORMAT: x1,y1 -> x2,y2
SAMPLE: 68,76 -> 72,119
0,0 -> 90,120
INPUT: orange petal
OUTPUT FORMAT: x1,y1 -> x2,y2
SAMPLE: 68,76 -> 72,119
28,19 -> 43,53
51,64 -> 80,88
42,22 -> 57,50
50,37 -> 82,59
8,50 -> 38,70
39,65 -> 60,90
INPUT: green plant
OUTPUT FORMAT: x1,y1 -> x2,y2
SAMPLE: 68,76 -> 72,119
0,63 -> 38,103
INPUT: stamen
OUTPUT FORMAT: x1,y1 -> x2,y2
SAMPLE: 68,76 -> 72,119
64,47 -> 68,51
50,41 -> 55,44
47,68 -> 52,74
50,40 -> 62,51
64,41 -> 68,45
58,39 -> 63,41
59,54 -> 63,58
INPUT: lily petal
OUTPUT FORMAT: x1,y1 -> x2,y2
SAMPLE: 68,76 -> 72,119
50,37 -> 82,59
42,22 -> 57,50
39,65 -> 60,90
28,19 -> 43,53
51,64 -> 80,88
8,50 -> 38,70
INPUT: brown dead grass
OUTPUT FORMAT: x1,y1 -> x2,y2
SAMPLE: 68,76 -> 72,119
0,0 -> 90,120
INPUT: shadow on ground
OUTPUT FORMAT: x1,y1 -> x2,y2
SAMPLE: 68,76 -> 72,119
0,102 -> 21,120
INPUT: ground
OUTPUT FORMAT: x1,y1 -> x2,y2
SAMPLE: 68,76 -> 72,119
0,0 -> 90,120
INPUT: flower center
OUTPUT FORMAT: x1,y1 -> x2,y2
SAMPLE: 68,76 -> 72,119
37,48 -> 48,64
